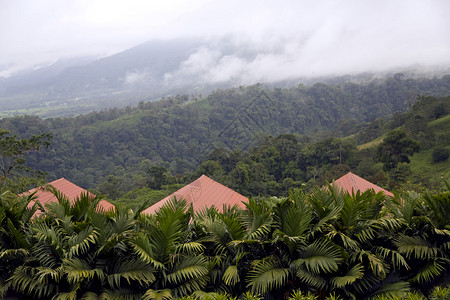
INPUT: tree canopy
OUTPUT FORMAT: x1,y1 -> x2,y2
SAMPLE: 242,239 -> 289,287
0,130 -> 52,193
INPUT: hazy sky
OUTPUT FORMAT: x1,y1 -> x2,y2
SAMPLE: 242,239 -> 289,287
1,0 -> 450,77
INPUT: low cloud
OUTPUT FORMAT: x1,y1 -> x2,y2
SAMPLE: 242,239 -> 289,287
2,0 -> 450,80
163,1 -> 450,86
124,70 -> 153,85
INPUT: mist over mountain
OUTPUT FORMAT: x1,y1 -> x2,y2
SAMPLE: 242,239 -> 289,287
0,36 -> 449,118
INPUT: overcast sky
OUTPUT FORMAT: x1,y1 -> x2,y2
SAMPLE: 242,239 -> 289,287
1,0 -> 450,77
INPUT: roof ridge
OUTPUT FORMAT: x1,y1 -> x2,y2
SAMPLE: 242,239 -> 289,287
349,172 -> 359,192
48,177 -> 66,185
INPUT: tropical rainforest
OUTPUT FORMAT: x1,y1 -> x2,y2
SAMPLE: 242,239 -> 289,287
1,74 -> 449,198
0,74 -> 450,299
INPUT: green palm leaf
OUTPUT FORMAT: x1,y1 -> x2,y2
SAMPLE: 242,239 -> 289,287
132,233 -> 164,270
393,235 -> 438,259
53,289 -> 78,300
62,257 -> 105,284
293,239 -> 343,274
246,256 -> 289,295
294,266 -> 327,289
175,242 -> 205,254
351,250 -> 387,278
107,259 -> 155,288
166,255 -> 208,285
365,281 -> 410,299
374,247 -> 409,271
409,258 -> 446,284
67,225 -> 98,258
222,265 -> 239,285
8,265 -> 58,298
220,213 -> 246,241
241,198 -> 272,240
6,218 -> 30,249
143,289 -> 172,300
331,263 -> 364,288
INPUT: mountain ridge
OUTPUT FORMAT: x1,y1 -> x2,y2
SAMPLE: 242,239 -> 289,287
1,37 -> 450,118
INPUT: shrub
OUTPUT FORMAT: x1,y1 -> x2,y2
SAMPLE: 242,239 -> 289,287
432,147 -> 449,163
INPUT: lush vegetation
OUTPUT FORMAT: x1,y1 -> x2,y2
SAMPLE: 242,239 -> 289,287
0,75 -> 449,192
1,180 -> 449,299
0,75 -> 449,299
0,129 -> 52,193
105,94 -> 450,207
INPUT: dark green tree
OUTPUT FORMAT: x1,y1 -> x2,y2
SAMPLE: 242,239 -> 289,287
431,147 -> 449,163
377,129 -> 420,171
0,130 -> 52,193
148,166 -> 168,189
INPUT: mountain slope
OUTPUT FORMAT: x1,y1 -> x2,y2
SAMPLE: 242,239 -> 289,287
1,76 -> 449,190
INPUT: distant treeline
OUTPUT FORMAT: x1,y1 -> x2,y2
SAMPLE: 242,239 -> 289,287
0,75 -> 449,192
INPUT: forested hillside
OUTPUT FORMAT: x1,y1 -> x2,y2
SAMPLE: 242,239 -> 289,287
0,75 -> 449,192
104,94 -> 449,208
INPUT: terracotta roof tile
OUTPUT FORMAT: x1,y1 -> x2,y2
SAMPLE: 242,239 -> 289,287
142,174 -> 248,215
333,172 -> 393,197
21,178 -> 114,212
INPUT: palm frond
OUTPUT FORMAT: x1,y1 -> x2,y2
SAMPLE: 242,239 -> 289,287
241,198 -> 272,240
351,250 -> 387,278
327,230 -> 360,250
53,289 -> 78,300
22,198 -> 41,223
143,289 -> 173,300
8,265 -> 57,298
100,288 -> 143,300
293,266 -> 327,289
132,233 -> 165,270
62,257 -> 105,284
393,235 -> 437,259
6,218 -> 30,249
293,239 -> 343,274
175,242 -> 205,254
428,285 -> 450,300
374,247 -> 409,271
288,289 -> 318,300
35,266 -> 62,282
107,259 -> 155,288
366,281 -> 410,300
246,256 -> 289,295
331,263 -> 364,288
222,265 -> 240,286
0,248 -> 29,259
409,258 -> 446,284
32,239 -> 62,268
80,291 -> 101,299
220,213 -> 245,241
67,225 -> 98,258
272,193 -> 312,253
166,255 -> 208,285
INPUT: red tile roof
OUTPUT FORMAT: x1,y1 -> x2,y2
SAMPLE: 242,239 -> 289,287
333,172 -> 393,197
142,174 -> 248,215
22,178 -> 114,213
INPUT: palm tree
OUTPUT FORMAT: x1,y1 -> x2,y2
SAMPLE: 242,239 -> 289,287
0,191 -> 40,297
316,184 -> 408,299
8,189 -> 156,299
387,182 -> 450,296
133,197 -> 209,299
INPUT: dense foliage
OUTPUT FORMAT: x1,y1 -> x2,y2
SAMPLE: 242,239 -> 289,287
110,94 -> 449,202
0,130 -> 52,193
0,75 -> 449,191
1,180 -> 449,299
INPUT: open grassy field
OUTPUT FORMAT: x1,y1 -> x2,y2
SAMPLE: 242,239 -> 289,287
409,149 -> 450,187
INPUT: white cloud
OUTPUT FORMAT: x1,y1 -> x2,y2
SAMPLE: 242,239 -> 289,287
1,0 -> 449,77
